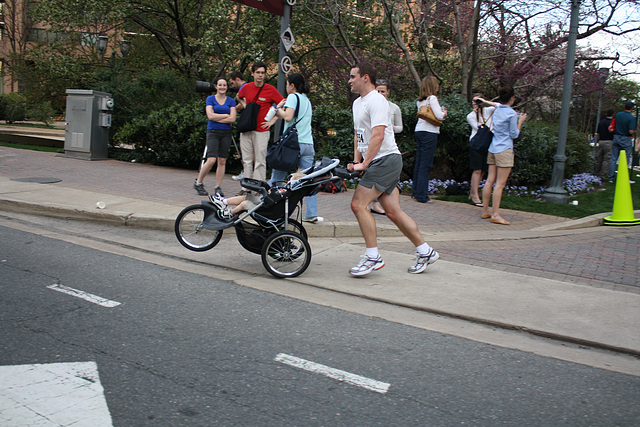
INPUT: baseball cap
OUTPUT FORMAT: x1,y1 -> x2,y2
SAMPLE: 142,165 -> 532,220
625,101 -> 635,109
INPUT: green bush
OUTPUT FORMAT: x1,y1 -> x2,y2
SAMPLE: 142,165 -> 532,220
91,68 -> 197,139
512,121 -> 591,186
312,104 -> 354,162
113,100 -> 208,168
0,93 -> 27,122
27,100 -> 55,125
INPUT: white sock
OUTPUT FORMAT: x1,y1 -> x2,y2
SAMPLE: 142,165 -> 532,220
365,247 -> 379,259
222,199 -> 228,205
416,243 -> 432,255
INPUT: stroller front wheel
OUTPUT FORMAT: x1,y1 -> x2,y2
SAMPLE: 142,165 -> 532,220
261,230 -> 311,278
175,204 -> 223,251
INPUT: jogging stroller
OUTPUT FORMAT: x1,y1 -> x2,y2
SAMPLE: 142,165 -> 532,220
175,158 -> 345,278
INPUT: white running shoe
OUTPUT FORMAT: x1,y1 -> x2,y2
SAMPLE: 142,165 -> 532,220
208,194 -> 232,221
349,254 -> 385,277
232,172 -> 244,181
217,208 -> 233,221
302,216 -> 324,223
408,249 -> 439,274
208,194 -> 225,210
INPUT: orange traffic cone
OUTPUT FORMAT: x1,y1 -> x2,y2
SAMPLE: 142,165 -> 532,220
603,150 -> 640,226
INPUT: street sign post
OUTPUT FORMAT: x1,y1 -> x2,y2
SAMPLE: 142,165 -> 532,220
281,27 -> 295,52
280,56 -> 292,74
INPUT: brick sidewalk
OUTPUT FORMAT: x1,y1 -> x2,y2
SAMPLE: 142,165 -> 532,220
1,146 -> 638,289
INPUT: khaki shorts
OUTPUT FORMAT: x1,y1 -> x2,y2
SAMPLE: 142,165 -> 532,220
487,149 -> 514,168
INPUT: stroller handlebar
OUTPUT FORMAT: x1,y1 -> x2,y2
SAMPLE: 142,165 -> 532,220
289,158 -> 340,189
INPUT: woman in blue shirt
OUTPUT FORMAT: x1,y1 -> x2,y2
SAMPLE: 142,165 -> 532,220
478,86 -> 526,225
193,77 -> 237,197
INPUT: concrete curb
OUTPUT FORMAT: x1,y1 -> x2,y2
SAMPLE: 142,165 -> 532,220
0,197 -> 400,238
0,196 -> 614,239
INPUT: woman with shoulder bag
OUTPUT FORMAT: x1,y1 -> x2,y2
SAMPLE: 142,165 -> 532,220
466,95 -> 495,206
413,76 -> 447,203
267,73 -> 321,223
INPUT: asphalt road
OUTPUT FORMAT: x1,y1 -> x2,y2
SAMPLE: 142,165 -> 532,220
1,222 -> 640,426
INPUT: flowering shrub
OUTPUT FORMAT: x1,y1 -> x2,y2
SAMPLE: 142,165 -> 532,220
346,173 -> 603,198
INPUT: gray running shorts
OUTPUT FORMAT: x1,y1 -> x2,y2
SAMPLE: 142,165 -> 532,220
359,153 -> 402,195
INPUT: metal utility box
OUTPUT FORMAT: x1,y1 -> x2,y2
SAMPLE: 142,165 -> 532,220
64,89 -> 114,160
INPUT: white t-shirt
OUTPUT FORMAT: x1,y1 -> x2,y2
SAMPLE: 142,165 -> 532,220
352,90 -> 401,161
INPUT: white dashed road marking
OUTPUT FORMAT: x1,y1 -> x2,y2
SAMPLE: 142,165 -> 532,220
46,284 -> 121,308
275,353 -> 390,394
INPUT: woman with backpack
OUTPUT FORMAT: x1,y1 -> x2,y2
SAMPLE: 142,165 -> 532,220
466,95 -> 495,206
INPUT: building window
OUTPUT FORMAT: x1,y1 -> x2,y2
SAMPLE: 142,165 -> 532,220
27,28 -> 65,43
80,33 -> 99,47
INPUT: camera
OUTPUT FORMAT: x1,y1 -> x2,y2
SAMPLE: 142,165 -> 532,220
195,80 -> 214,93
195,80 -> 238,94
475,99 -> 482,106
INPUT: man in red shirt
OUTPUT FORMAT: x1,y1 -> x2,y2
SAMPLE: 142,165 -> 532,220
237,62 -> 284,181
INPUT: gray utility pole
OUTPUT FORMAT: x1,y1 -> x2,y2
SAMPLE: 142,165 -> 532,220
273,2 -> 292,142
542,0 -> 582,204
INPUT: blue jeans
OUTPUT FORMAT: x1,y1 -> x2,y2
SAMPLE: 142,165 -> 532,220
269,143 -> 317,218
412,131 -> 438,202
608,135 -> 633,180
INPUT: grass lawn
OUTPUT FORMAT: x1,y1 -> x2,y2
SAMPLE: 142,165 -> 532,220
0,142 -> 62,153
437,178 -> 640,219
1,121 -> 57,129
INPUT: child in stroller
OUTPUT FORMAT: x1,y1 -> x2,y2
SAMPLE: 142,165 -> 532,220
209,171 -> 308,220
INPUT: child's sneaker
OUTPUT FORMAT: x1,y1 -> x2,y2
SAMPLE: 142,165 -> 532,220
349,254 -> 384,277
217,208 -> 233,221
408,249 -> 439,274
193,181 -> 208,196
208,194 -> 225,209
208,194 -> 232,221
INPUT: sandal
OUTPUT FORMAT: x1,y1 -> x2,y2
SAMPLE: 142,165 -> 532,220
490,218 -> 510,225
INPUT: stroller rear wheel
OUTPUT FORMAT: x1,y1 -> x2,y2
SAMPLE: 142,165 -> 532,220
175,205 -> 223,251
261,230 -> 311,278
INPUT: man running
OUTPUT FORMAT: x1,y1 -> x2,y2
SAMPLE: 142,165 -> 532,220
346,62 -> 439,277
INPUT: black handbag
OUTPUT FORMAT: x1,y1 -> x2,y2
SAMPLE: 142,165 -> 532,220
266,94 -> 301,172
236,84 -> 264,133
469,111 -> 494,153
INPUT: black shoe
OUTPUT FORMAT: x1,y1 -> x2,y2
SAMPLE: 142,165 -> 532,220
193,181 -> 208,196
215,186 -> 224,197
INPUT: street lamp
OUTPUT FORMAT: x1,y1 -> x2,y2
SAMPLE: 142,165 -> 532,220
97,36 -> 108,60
542,0 -> 581,204
97,36 -> 132,60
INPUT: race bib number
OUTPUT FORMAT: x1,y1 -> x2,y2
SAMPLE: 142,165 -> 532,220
356,128 -> 368,153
